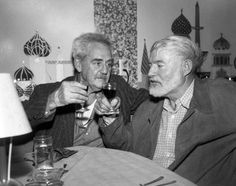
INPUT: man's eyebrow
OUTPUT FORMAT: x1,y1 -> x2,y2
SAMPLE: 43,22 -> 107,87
91,58 -> 114,63
91,58 -> 103,62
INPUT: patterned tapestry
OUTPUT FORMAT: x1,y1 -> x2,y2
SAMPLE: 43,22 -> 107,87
94,0 -> 138,87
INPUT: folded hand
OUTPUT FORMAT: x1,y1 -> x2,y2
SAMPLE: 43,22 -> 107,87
94,93 -> 120,115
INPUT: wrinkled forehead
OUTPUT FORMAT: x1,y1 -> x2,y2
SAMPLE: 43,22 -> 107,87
73,40 -> 111,54
150,45 -> 182,59
86,42 -> 112,58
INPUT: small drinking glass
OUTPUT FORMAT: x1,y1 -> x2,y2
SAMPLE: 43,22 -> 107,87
33,135 -> 54,170
74,74 -> 89,117
102,82 -> 118,114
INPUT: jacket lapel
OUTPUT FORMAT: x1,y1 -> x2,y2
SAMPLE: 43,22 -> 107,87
169,78 -> 214,170
147,98 -> 164,129
146,98 -> 164,158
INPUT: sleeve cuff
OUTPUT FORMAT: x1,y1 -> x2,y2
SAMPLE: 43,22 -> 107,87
44,93 -> 57,117
44,108 -> 56,118
101,115 -> 117,127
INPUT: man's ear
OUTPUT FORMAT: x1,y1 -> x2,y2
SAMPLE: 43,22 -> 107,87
74,59 -> 82,73
182,59 -> 193,76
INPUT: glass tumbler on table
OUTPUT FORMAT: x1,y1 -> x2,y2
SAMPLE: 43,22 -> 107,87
33,135 -> 54,170
32,135 -> 65,184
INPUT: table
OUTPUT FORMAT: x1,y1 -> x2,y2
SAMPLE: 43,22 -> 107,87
13,146 -> 196,186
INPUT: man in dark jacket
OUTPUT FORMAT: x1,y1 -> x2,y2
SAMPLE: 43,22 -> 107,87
99,35 -> 236,185
23,33 -> 148,148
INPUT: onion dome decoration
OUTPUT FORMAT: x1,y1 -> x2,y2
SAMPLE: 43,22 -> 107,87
213,33 -> 230,50
14,66 -> 35,101
14,66 -> 34,81
171,9 -> 192,37
24,32 -> 51,57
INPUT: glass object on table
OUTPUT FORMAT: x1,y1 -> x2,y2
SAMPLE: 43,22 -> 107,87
102,82 -> 119,115
25,179 -> 63,186
32,135 -> 64,184
32,168 -> 64,185
33,135 -> 54,170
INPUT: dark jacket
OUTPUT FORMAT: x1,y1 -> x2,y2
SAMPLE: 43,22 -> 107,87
23,75 -> 149,148
100,78 -> 236,186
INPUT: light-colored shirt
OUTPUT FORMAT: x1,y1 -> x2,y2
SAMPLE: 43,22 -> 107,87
153,80 -> 194,168
73,100 -> 104,147
75,100 -> 96,128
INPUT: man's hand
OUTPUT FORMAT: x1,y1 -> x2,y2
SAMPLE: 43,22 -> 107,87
94,93 -> 120,115
94,94 -> 120,126
47,81 -> 88,110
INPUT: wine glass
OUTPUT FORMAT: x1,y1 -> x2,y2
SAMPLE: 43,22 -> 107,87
102,82 -> 118,114
74,74 -> 89,118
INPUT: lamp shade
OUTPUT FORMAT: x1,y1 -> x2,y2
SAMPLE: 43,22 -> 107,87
0,73 -> 32,138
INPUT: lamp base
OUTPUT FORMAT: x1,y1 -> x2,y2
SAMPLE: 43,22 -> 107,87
0,179 -> 23,186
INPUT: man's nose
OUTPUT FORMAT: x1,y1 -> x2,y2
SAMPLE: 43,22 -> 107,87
101,64 -> 109,74
147,67 -> 153,77
148,66 -> 155,77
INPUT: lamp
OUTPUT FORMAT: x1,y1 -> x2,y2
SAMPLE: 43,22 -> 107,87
0,73 -> 32,186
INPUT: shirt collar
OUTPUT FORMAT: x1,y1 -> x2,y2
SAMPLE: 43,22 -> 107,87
163,80 -> 194,112
81,99 -> 96,125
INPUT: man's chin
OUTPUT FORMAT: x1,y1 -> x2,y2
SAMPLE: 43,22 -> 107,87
91,83 -> 104,92
149,88 -> 164,98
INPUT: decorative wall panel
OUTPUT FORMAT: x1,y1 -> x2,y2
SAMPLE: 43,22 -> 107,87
94,0 -> 138,87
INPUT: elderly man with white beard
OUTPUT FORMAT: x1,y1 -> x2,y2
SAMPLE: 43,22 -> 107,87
98,35 -> 236,186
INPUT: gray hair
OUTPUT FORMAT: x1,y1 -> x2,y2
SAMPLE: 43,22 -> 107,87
71,33 -> 111,64
150,35 -> 202,73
